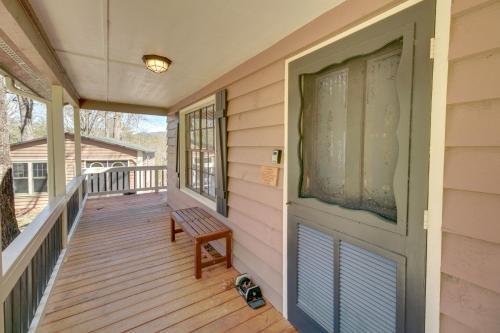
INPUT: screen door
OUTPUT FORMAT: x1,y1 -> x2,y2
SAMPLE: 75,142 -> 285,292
287,2 -> 434,332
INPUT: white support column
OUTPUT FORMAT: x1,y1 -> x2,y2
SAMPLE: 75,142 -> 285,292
47,101 -> 55,200
51,86 -> 66,197
74,106 -> 82,177
73,106 -> 84,206
0,207 -> 4,333
48,85 -> 68,246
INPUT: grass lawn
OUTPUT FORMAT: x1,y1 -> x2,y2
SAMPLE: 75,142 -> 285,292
16,208 -> 43,231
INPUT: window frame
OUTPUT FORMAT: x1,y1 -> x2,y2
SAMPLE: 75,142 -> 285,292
185,105 -> 216,200
111,161 -> 126,167
178,95 -> 217,211
32,162 -> 48,193
12,161 -> 48,195
85,160 -> 129,168
12,162 -> 30,194
88,161 -> 105,168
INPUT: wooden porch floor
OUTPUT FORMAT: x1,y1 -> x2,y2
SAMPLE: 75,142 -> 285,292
38,192 -> 296,333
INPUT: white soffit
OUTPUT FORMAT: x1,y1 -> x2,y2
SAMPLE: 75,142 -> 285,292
29,0 -> 344,108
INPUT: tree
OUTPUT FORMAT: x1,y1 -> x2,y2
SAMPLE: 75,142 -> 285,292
104,111 -> 110,137
112,112 -> 121,139
16,95 -> 34,141
80,109 -> 104,136
64,109 -> 142,139
0,80 -> 20,249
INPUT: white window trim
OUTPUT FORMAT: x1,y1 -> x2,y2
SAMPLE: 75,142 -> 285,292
178,95 -> 217,211
12,161 -> 48,196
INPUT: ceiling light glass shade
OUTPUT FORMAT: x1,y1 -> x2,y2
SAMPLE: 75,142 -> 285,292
142,55 -> 172,73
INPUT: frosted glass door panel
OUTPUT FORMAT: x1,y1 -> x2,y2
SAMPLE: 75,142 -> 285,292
308,69 -> 348,203
300,41 -> 403,222
362,51 -> 401,220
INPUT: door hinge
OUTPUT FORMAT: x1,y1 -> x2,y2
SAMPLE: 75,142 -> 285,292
423,209 -> 429,230
429,37 -> 435,59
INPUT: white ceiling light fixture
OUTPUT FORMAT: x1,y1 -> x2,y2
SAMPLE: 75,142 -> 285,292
142,54 -> 172,73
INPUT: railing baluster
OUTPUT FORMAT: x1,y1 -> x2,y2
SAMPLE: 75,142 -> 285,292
125,171 -> 129,190
82,166 -> 167,196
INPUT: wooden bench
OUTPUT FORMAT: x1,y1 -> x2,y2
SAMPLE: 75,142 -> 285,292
170,207 -> 232,279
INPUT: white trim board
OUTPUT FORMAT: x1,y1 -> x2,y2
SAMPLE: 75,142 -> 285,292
425,0 -> 451,331
177,94 -> 217,212
283,2 -> 445,331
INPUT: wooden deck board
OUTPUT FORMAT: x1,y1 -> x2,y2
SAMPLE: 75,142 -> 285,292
38,193 -> 296,333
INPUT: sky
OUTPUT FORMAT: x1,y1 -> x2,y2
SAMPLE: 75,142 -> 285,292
137,115 -> 167,133
26,102 -> 167,133
8,94 -> 167,134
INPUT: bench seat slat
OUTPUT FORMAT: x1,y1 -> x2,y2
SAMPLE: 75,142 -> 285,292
170,207 -> 232,278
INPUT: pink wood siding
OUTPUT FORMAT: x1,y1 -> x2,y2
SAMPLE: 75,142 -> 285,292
441,1 -> 500,331
166,0 -> 406,312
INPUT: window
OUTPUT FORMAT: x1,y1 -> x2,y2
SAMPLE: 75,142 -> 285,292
13,163 -> 29,194
178,90 -> 228,215
12,162 -> 48,194
89,162 -> 104,168
85,160 -> 128,168
32,162 -> 48,193
185,104 -> 216,200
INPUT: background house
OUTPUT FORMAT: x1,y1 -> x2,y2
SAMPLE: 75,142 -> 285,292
10,133 -> 154,215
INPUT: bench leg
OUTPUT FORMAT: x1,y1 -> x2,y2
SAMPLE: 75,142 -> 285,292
170,217 -> 176,242
226,234 -> 232,269
195,239 -> 202,279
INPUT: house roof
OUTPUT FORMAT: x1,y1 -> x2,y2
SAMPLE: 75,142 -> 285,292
10,133 -> 155,154
84,135 -> 155,154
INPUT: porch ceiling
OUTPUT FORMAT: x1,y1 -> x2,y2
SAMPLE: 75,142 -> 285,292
28,0 -> 344,109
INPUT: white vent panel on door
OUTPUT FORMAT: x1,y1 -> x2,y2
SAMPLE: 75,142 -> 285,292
297,224 -> 335,333
339,241 -> 398,333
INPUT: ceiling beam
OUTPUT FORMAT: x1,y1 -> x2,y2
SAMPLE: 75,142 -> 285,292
79,99 -> 169,116
0,0 -> 79,104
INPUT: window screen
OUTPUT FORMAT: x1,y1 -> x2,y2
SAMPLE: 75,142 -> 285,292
300,40 -> 402,221
13,163 -> 29,194
186,105 -> 216,199
32,162 -> 48,193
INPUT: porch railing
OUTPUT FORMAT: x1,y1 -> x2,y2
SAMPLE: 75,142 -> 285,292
84,165 -> 168,196
66,177 -> 81,234
1,175 -> 87,333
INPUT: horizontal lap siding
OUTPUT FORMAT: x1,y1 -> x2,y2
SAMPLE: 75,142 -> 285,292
224,66 -> 286,305
165,0 -> 411,313
80,138 -> 137,162
10,141 -> 48,160
167,61 -> 286,309
442,1 -> 500,331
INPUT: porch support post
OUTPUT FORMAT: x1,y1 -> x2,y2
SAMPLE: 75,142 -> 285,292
73,106 -> 83,205
74,106 -> 82,177
48,85 -> 68,246
0,207 -> 4,333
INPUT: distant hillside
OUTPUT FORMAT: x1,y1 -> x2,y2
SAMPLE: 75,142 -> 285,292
122,131 -> 167,165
